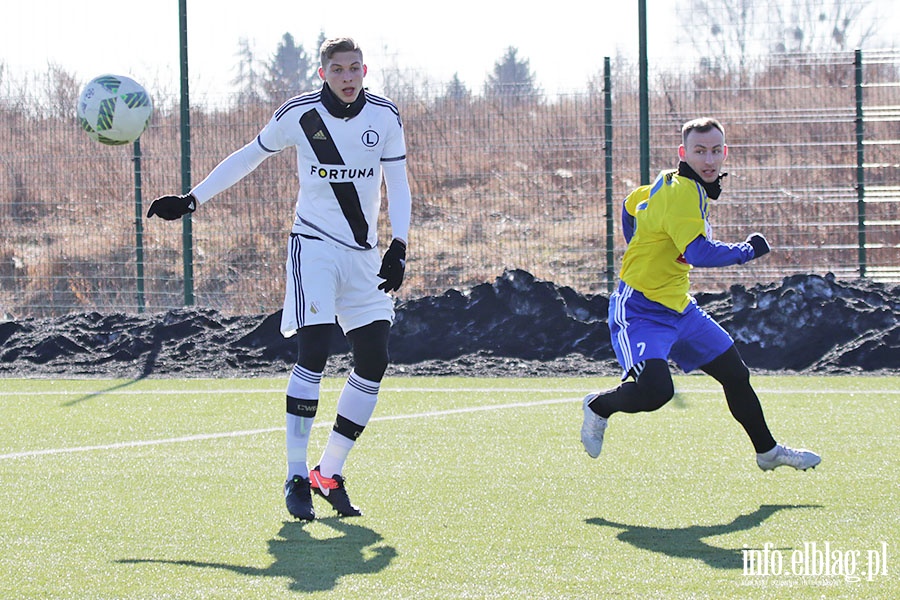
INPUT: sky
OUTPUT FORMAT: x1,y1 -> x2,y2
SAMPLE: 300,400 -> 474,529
2,0 -> 899,102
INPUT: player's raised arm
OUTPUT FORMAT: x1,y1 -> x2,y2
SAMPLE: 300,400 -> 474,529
147,137 -> 274,220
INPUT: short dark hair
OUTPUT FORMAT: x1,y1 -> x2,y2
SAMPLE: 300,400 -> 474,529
319,37 -> 363,68
682,117 -> 725,145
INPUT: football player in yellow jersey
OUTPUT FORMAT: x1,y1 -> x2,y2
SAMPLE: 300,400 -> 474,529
581,118 -> 821,472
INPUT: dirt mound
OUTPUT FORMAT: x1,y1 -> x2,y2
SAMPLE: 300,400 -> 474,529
1,271 -> 897,378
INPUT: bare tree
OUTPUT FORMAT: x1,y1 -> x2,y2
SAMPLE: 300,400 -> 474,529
44,63 -> 79,119
231,37 -> 264,106
677,0 -> 880,69
770,0 -> 878,52
314,30 -> 327,64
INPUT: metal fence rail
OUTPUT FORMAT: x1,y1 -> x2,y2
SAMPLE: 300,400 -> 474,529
1,50 -> 898,317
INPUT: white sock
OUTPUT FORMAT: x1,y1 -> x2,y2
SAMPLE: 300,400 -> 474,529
757,444 -> 780,458
286,364 -> 322,479
318,431 -> 355,479
318,371 -> 380,477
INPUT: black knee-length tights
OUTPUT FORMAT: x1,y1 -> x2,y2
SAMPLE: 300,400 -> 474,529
589,345 -> 776,453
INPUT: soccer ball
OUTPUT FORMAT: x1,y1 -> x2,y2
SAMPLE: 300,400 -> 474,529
77,74 -> 153,145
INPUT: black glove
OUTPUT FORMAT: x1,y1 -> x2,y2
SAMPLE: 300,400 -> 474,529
746,233 -> 770,259
147,193 -> 197,220
377,238 -> 407,292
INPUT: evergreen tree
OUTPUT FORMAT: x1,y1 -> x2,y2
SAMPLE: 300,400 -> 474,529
444,73 -> 470,102
264,33 -> 317,100
484,46 -> 540,100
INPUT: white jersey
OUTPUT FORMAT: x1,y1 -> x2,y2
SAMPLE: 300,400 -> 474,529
257,89 -> 407,250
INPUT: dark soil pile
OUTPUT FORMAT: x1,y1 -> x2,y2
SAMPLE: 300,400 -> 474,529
1,270 -> 897,379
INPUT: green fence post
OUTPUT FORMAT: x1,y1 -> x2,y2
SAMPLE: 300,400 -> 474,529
179,0 -> 194,305
855,48 -> 866,278
132,138 -> 145,313
604,57 -> 615,294
638,0 -> 650,185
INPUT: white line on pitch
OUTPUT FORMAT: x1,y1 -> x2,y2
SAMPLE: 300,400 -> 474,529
1,386 -> 896,398
0,396 -> 578,460
0,387 -> 584,397
0,428 -> 283,460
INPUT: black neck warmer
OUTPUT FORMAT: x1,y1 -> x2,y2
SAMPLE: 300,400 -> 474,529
320,82 -> 366,119
677,161 -> 727,200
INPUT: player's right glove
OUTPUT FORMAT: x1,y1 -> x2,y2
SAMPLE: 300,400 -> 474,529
377,238 -> 407,292
147,193 -> 197,220
746,233 -> 770,259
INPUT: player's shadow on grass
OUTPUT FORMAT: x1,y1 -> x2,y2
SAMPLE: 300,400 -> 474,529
61,378 -> 145,407
62,339 -> 162,407
117,518 -> 396,593
587,503 -> 821,570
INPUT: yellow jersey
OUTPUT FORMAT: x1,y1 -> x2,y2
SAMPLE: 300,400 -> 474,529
619,170 -> 711,312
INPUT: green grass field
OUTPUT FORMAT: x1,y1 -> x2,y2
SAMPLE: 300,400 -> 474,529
0,375 -> 897,599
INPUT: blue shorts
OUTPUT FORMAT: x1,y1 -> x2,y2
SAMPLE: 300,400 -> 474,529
608,282 -> 733,378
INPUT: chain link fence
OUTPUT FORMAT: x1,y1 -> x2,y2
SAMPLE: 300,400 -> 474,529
1,50 -> 898,317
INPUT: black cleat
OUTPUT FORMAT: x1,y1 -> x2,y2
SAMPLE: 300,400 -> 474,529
309,466 -> 362,517
284,475 -> 315,520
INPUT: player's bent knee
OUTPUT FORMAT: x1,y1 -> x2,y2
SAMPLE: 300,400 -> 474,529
644,385 -> 674,411
722,361 -> 751,388
702,345 -> 751,388
347,320 -> 391,382
357,353 -> 389,382
636,359 -> 675,411
295,324 -> 334,373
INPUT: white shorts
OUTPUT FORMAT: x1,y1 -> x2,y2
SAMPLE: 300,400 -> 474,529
280,234 -> 395,338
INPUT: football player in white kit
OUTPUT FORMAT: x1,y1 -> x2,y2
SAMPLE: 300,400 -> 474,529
147,37 -> 412,520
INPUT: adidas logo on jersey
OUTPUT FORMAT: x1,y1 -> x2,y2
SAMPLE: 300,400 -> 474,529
312,130 -> 327,141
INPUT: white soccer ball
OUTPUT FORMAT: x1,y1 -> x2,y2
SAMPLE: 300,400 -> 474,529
77,74 -> 153,145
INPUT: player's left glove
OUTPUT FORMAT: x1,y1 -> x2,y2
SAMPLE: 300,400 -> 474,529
377,238 -> 407,292
746,233 -> 770,259
147,193 -> 197,220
